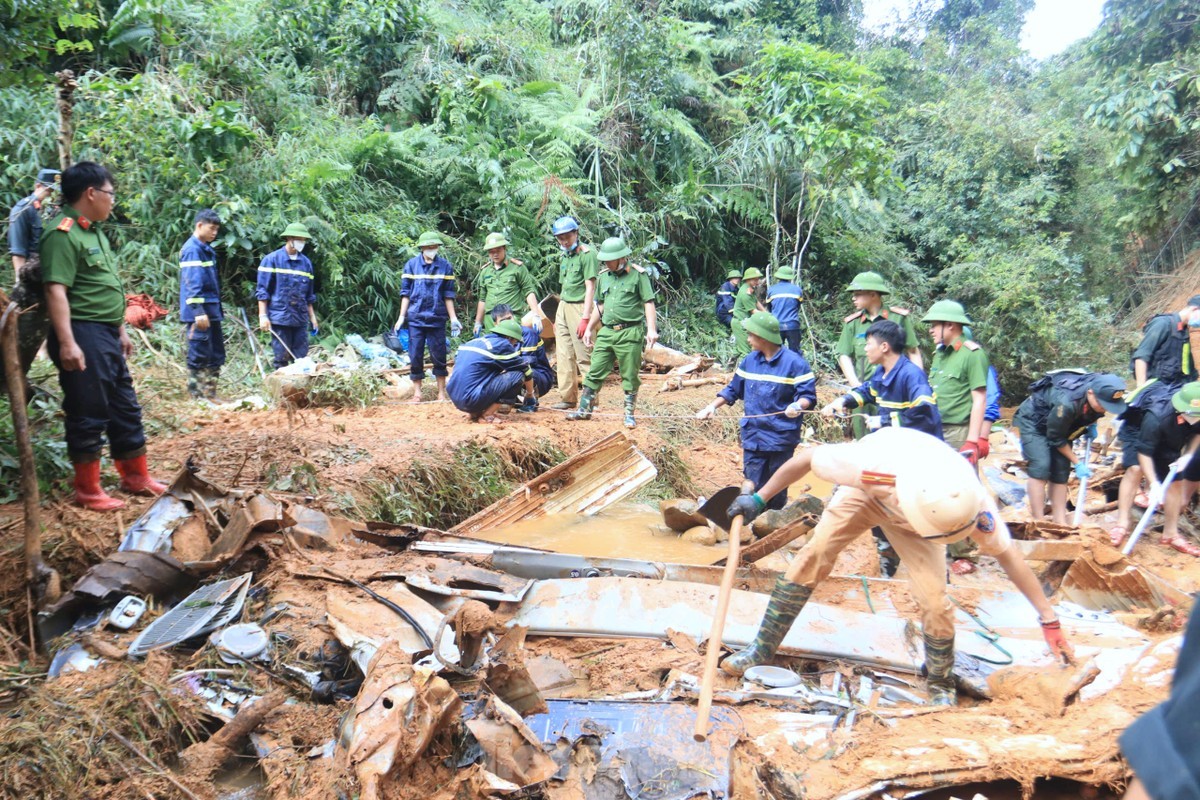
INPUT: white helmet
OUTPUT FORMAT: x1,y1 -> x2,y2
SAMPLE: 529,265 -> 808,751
896,462 -> 980,542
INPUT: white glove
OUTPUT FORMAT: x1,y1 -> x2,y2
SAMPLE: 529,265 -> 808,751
450,319 -> 463,337
696,405 -> 716,420
530,317 -> 542,334
820,403 -> 840,418
785,402 -> 805,419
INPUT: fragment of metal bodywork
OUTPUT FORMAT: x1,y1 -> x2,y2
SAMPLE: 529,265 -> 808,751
451,432 -> 657,535
286,505 -> 352,550
325,582 -> 461,673
484,627 -> 547,717
1061,549 -> 1192,612
118,467 -> 231,553
464,695 -> 559,788
345,638 -> 461,800
196,494 -> 294,566
404,557 -> 533,602
128,573 -> 252,657
524,699 -> 743,800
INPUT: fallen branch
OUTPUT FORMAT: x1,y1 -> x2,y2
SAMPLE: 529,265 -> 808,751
178,691 -> 286,781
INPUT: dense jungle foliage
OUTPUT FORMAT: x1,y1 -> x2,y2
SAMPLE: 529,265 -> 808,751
2,0 -> 1200,390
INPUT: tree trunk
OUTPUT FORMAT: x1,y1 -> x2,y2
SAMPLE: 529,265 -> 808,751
54,70 -> 78,170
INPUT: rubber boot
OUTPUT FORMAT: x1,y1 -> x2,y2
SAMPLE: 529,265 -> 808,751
623,392 -> 637,429
923,631 -> 957,706
72,460 -> 125,511
187,368 -> 204,399
115,455 -> 168,496
567,387 -> 597,421
203,368 -> 220,401
721,576 -> 812,676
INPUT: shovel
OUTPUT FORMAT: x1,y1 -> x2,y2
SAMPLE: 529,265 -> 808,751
1072,436 -> 1092,527
693,480 -> 754,742
1123,454 -> 1192,556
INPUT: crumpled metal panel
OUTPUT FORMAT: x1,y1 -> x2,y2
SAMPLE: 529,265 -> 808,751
451,432 -> 656,535
403,557 -> 533,602
119,468 -> 231,553
128,573 -> 251,657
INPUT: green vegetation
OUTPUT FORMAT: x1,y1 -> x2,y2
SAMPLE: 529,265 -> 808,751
2,0 -> 1199,393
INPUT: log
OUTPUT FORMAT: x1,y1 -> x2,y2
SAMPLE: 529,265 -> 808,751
642,342 -> 703,371
55,70 -> 78,170
179,691 -> 286,780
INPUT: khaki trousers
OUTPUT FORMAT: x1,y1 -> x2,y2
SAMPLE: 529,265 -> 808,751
554,300 -> 591,404
784,486 -> 955,638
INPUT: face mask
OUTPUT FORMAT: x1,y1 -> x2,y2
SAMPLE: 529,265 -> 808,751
422,248 -> 439,260
292,240 -> 306,253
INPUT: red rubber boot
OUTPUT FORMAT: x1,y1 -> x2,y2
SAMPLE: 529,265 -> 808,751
73,460 -> 126,511
115,455 -> 168,496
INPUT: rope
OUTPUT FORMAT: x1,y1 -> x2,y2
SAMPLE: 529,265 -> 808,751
538,405 -> 874,421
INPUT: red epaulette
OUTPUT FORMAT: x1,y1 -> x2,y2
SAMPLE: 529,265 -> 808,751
578,244 -> 590,253
630,263 -> 646,273
844,310 -> 864,324
510,258 -> 524,266
889,306 -> 910,316
56,217 -> 74,232
962,340 -> 981,351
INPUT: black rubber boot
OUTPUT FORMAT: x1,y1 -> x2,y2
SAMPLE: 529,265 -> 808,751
924,632 -> 957,706
623,392 -> 637,429
567,387 -> 596,421
721,576 -> 812,676
187,368 -> 204,399
204,368 -> 221,401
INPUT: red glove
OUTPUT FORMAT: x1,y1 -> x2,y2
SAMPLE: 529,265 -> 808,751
1040,619 -> 1075,664
576,319 -> 589,339
958,441 -> 979,466
976,437 -> 990,460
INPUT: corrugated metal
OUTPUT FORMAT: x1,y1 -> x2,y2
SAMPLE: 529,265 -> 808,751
451,432 -> 657,535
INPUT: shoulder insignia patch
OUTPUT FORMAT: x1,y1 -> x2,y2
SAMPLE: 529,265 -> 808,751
975,510 -> 995,533
843,310 -> 864,324
56,217 -> 74,232
630,263 -> 646,273
889,306 -> 910,315
510,258 -> 524,266
962,339 -> 981,350
578,244 -> 590,253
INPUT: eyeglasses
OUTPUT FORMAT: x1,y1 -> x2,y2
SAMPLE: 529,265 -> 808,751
95,188 -> 116,198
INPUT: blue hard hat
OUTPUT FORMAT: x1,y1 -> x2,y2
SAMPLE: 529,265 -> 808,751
550,216 -> 579,236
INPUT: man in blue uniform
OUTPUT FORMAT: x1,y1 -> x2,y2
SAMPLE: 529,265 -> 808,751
766,266 -> 804,352
179,209 -> 223,400
697,311 -> 816,510
8,167 -> 60,279
823,319 -> 942,437
394,231 -> 462,402
447,318 -> 535,423
257,222 -> 318,369
715,269 -> 741,328
490,304 -> 555,410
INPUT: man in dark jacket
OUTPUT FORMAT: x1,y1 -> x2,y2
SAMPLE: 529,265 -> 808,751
179,209 -> 223,400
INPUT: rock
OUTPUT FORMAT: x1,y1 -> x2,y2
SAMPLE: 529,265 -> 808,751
714,523 -> 753,544
660,498 -> 707,532
681,525 -> 718,545
751,494 -> 824,537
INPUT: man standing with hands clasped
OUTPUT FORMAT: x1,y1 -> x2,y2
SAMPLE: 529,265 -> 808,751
550,216 -> 597,409
256,222 -> 318,369
394,231 -> 461,402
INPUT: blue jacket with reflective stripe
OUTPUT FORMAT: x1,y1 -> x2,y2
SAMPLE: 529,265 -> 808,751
715,280 -> 737,325
256,247 -> 316,327
401,254 -> 457,327
447,332 -> 531,412
843,355 -> 942,437
521,326 -> 555,395
718,347 -> 817,451
179,235 -> 222,322
767,281 -> 803,331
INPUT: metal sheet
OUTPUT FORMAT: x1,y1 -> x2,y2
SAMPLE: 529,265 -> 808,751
451,432 -> 657,534
402,557 -> 533,602
119,468 -> 230,553
1061,551 -> 1192,612
128,573 -> 252,657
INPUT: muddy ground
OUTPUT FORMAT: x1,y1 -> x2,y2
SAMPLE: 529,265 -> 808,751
1,372 -> 1197,800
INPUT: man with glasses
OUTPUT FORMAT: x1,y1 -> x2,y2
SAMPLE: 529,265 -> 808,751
40,161 -> 166,511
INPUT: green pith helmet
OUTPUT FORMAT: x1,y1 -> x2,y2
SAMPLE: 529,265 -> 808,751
742,267 -> 764,281
774,266 -> 796,281
493,319 -> 524,341
281,222 -> 311,240
483,232 -> 509,250
1173,381 -> 1200,415
846,271 -> 890,294
417,231 -> 443,248
597,237 -> 632,262
921,299 -> 973,325
741,311 -> 782,345
726,268 -> 743,280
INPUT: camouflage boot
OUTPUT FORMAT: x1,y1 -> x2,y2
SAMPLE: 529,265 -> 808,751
923,632 -> 957,706
567,387 -> 597,421
203,368 -> 221,401
721,576 -> 812,676
623,392 -> 637,429
187,368 -> 204,400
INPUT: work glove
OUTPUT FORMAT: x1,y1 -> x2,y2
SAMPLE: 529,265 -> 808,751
396,315 -> 406,330
310,325 -> 320,338
784,401 -> 806,419
1040,618 -> 1075,664
820,402 -> 842,418
516,396 -> 539,413
1086,423 -> 1099,440
530,317 -> 542,334
976,437 -> 990,460
450,319 -> 463,337
473,321 -> 482,337
1073,461 -> 1092,479
258,315 -> 271,332
575,319 -> 589,340
193,314 -> 210,332
696,405 -> 716,420
726,492 -> 766,525
959,441 -> 979,466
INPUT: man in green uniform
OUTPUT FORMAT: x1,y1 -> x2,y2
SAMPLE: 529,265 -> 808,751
550,216 -> 598,409
923,300 -> 990,462
473,232 -> 540,335
835,271 -> 922,439
568,237 -> 658,429
731,267 -> 765,359
40,161 -> 167,511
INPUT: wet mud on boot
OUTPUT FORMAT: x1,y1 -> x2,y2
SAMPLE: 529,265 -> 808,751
567,387 -> 596,421
923,631 -> 957,706
623,392 -> 637,429
721,575 -> 812,676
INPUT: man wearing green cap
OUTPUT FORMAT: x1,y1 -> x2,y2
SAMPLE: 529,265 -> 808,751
568,237 -> 657,428
766,266 -> 804,352
394,231 -> 461,402
835,271 -> 922,438
9,167 -> 60,279
731,268 -> 766,358
923,300 -> 990,464
257,221 -> 319,368
715,269 -> 741,328
473,232 -> 540,336
697,311 -> 816,509
551,216 -> 598,409
447,318 -> 535,424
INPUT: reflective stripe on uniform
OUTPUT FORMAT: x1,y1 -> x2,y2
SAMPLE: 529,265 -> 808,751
717,291 -> 732,296
258,266 -> 313,279
770,293 -> 803,300
878,394 -> 937,409
185,297 -> 211,305
458,345 -> 522,362
734,368 -> 814,385
402,273 -> 454,280
181,260 -> 215,268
